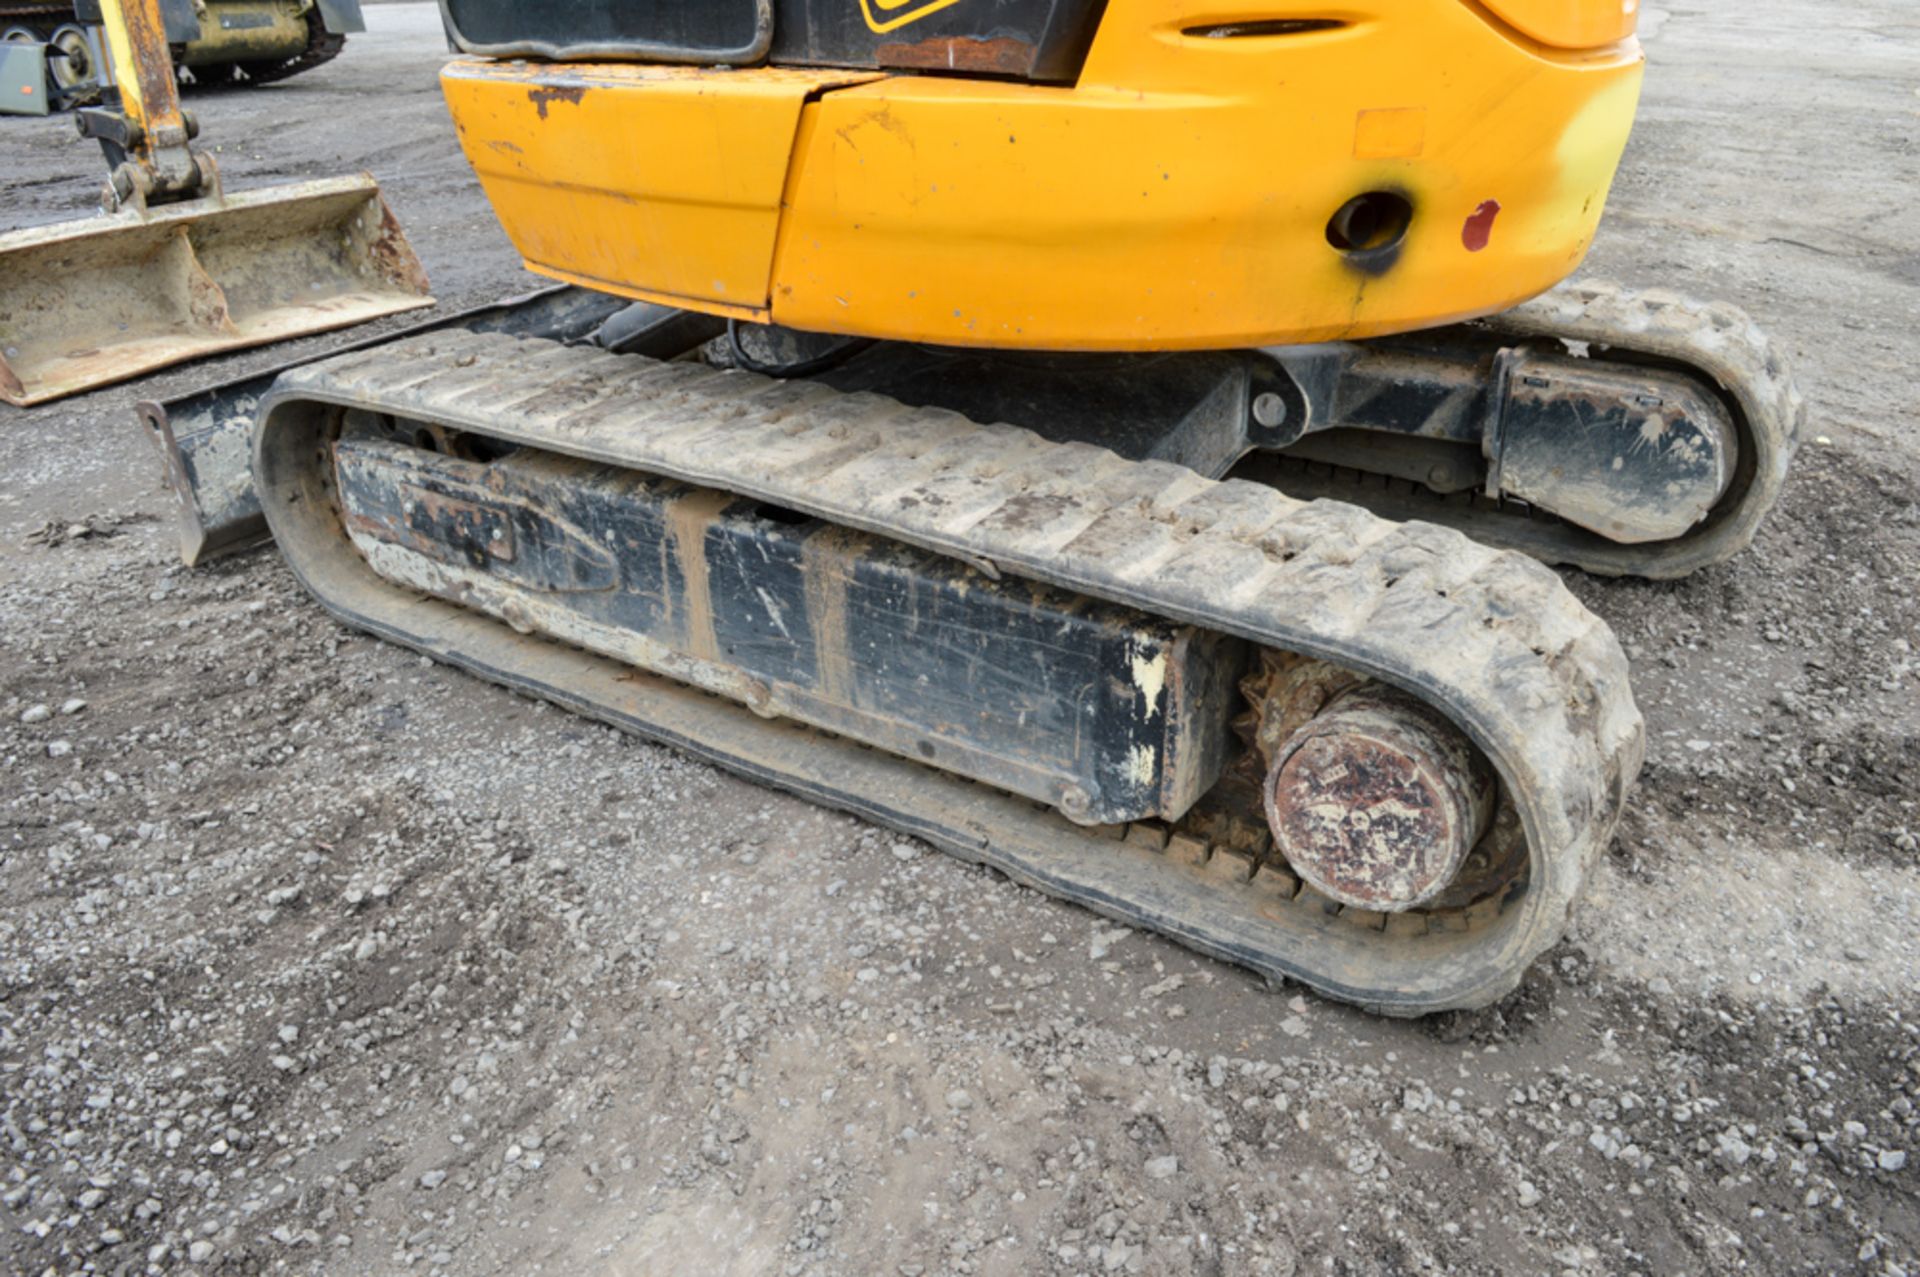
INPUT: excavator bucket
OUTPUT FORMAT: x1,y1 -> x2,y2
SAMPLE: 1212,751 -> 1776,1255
0,173 -> 430,407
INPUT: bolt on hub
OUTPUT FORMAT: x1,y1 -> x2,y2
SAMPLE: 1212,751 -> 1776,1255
1262,685 -> 1495,911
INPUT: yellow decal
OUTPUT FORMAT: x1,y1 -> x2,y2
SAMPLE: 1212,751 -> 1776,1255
858,0 -> 965,35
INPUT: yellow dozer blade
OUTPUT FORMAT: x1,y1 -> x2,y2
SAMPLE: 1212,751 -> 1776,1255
0,173 -> 431,406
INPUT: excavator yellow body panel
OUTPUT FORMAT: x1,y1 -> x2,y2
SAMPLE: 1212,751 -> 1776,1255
440,1 -> 1643,350
442,62 -> 885,320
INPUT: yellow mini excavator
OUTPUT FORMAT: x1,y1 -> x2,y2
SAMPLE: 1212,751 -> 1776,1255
185,1 -> 1801,1012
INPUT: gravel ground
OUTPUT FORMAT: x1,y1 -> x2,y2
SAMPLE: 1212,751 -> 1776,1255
2,4 -> 1917,1274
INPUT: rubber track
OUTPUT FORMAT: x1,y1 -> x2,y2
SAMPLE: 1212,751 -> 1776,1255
1473,282 -> 1802,578
0,4 -> 69,21
261,333 -> 1647,1011
228,10 -> 343,86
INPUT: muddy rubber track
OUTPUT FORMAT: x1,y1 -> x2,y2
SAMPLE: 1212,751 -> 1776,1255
1482,281 -> 1805,577
256,332 -> 1646,1013
1270,283 -> 1803,579
1328,282 -> 1804,576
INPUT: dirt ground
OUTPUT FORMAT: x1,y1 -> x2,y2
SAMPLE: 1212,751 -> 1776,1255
2,4 -> 1917,1274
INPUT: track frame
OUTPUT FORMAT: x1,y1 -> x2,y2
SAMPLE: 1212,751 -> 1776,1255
254,330 -> 1645,1013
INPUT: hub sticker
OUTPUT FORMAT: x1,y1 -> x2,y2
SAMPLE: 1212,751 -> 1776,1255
859,0 -> 966,34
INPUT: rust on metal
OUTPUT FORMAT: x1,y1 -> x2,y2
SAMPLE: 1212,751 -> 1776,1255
1235,647 -> 1364,764
366,199 -> 434,296
875,34 -> 1037,76
341,481 -> 518,567
119,0 -> 181,137
527,82 -> 589,119
1260,684 -> 1495,911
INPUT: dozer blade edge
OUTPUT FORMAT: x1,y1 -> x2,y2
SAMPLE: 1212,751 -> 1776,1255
253,331 -> 1645,1014
0,174 -> 431,407
137,285 -> 722,566
137,286 -> 625,566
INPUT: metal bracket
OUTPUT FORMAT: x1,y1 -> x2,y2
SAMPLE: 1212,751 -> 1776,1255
1250,343 -> 1358,449
1478,347 -> 1521,500
314,1 -> 367,35
75,102 -> 142,150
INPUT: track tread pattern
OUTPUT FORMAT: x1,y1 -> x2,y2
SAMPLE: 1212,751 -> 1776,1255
227,10 -> 345,86
267,324 -> 1649,1009
1479,281 -> 1805,577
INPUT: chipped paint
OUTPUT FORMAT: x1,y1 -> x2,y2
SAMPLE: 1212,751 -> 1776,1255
330,432 -> 1233,828
526,82 -> 588,120
1126,743 -> 1159,787
1130,644 -> 1168,720
755,586 -> 792,640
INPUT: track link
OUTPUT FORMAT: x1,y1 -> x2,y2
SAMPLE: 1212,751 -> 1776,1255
0,4 -> 71,24
254,331 -> 1646,1013
224,10 -> 344,86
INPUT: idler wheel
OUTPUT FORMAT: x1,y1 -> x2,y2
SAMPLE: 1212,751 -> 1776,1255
1259,683 -> 1495,911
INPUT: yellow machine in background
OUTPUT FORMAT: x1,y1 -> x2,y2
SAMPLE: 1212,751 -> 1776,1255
0,0 -> 363,105
0,0 -> 427,406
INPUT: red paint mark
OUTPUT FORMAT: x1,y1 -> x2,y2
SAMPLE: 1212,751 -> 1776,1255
1462,200 -> 1500,252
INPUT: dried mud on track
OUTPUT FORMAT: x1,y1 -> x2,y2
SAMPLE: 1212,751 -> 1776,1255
2,4 -> 1917,1275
